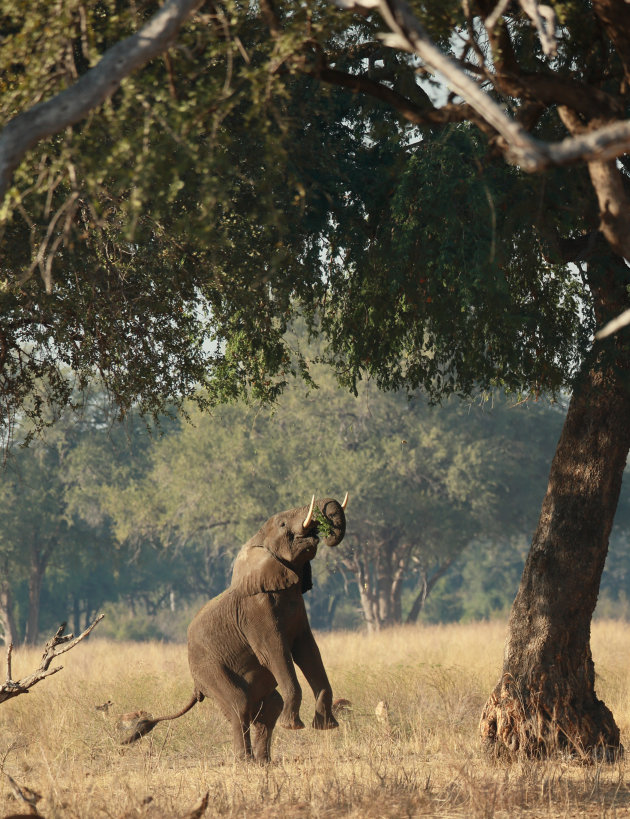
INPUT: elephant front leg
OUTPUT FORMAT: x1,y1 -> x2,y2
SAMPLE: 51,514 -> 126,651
267,649 -> 305,730
277,671 -> 305,730
292,629 -> 338,730
312,688 -> 338,730
247,597 -> 307,729
279,703 -> 305,729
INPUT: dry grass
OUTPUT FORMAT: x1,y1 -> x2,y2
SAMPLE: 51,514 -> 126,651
2,620 -> 630,817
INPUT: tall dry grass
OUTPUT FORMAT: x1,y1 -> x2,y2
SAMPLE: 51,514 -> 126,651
1,620 -> 630,817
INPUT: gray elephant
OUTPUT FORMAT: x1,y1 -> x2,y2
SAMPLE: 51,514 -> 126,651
124,494 -> 348,762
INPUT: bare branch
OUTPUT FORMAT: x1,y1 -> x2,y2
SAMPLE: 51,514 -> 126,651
314,65 -> 473,126
0,0 -> 202,201
333,0 -> 547,165
0,614 -> 104,705
484,0 -> 512,33
595,308 -> 630,340
519,1 -> 557,58
331,0 -> 630,172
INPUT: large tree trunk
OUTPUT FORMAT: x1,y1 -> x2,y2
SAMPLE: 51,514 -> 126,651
480,357 -> 630,759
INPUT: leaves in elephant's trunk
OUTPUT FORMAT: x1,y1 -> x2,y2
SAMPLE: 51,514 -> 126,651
313,507 -> 334,538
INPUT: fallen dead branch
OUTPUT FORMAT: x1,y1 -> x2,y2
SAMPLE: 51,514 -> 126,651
0,615 -> 104,705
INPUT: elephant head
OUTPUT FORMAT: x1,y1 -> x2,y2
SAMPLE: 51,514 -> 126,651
231,494 -> 348,596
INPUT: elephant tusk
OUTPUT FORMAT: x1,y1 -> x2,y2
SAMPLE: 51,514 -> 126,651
341,492 -> 349,510
303,495 -> 316,529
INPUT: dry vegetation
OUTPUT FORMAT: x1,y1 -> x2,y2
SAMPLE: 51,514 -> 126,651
2,620 -> 630,818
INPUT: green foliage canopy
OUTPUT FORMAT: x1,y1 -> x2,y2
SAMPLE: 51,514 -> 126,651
0,0 -> 616,439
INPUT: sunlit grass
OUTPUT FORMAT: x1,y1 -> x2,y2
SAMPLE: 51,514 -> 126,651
1,620 -> 630,817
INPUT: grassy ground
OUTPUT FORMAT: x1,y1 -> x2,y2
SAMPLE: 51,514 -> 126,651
2,620 -> 630,818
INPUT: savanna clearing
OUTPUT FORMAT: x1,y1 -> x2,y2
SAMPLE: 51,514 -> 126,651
2,620 -> 630,818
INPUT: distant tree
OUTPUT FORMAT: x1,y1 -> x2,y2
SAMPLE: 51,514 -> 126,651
423,538 -> 530,624
0,425 -> 75,644
61,405 -> 211,622
310,387 -> 568,630
0,398 -> 152,643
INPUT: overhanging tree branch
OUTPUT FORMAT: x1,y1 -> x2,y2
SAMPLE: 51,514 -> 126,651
311,65 -> 474,127
0,0 -> 202,202
595,308 -> 630,340
331,0 -> 630,172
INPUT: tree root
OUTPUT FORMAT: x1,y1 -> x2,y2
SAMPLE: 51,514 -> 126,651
480,673 -> 622,762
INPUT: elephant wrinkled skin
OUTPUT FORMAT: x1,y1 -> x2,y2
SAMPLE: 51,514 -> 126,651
123,496 -> 347,762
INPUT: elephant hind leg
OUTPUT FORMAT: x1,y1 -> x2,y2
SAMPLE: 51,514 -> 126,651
251,690 -> 283,763
220,702 -> 252,758
211,687 -> 253,759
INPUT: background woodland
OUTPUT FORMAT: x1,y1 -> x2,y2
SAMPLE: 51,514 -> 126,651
3,361 -> 630,644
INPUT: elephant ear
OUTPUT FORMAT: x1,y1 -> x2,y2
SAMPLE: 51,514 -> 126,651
231,547 -> 300,596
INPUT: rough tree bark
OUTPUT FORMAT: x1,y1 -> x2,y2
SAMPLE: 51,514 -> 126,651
480,345 -> 630,759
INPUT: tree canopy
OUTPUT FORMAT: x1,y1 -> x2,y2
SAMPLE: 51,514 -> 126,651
1,0 -> 629,437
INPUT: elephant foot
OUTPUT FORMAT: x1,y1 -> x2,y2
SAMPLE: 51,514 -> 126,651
312,711 -> 339,730
279,714 -> 305,730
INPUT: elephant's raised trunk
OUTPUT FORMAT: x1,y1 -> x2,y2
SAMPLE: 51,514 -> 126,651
315,496 -> 347,548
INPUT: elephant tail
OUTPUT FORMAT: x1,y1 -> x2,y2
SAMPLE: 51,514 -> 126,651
120,693 -> 200,745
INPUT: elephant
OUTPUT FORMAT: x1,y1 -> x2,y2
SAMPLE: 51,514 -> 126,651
123,494 -> 348,762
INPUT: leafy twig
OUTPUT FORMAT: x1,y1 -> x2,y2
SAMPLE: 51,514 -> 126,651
314,507 -> 334,538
